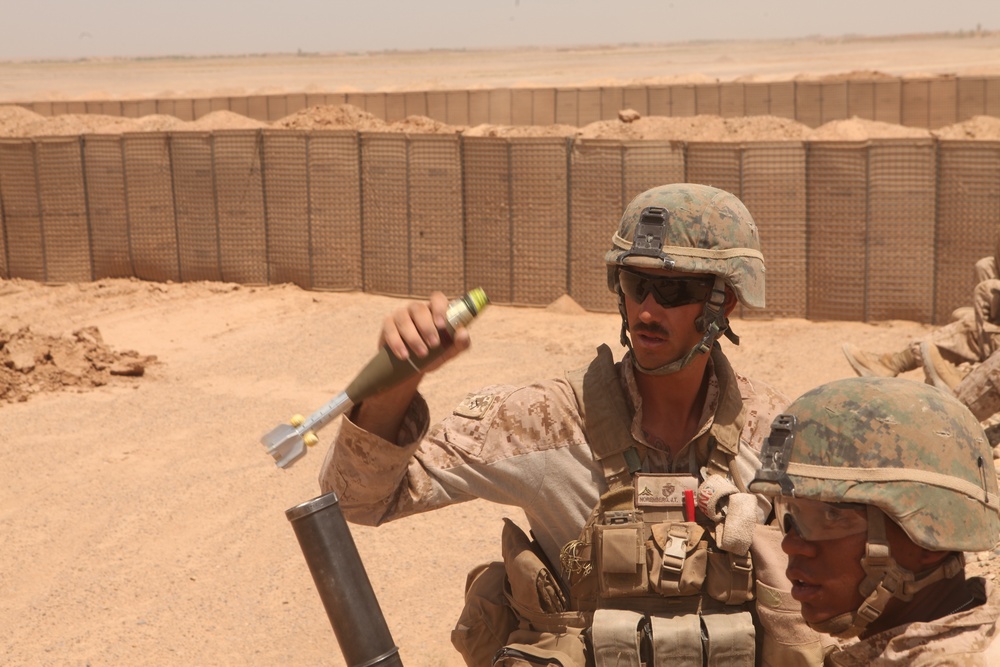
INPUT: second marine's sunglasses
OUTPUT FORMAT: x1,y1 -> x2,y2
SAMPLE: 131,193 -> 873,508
618,269 -> 714,309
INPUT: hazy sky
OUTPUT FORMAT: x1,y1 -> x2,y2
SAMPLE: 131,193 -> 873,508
1,0 -> 997,61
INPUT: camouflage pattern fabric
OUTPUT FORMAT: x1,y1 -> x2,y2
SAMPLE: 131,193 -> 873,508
916,254 -> 1000,377
318,349 -> 815,660
824,580 -> 1000,666
908,314 -> 1000,367
320,350 -> 787,569
974,255 -> 998,284
604,183 -> 766,309
751,376 -> 1000,553
957,349 -> 1000,422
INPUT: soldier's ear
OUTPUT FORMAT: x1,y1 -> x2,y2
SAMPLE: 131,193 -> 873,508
885,517 -> 950,571
916,548 -> 952,569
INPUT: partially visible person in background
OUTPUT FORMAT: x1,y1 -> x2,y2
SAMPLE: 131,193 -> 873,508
842,233 -> 1000,388
925,342 -> 1000,428
750,376 -> 1000,666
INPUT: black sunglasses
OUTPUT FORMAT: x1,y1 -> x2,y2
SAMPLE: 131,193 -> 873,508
618,269 -> 714,309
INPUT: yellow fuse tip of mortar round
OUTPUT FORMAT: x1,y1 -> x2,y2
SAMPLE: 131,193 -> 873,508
303,432 -> 319,447
467,287 -> 490,313
290,414 -> 305,427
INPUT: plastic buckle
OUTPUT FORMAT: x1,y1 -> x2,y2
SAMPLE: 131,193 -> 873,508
660,526 -> 689,576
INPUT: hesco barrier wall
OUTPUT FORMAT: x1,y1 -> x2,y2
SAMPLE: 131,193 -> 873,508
1,130 -> 998,324
14,76 -> 1000,130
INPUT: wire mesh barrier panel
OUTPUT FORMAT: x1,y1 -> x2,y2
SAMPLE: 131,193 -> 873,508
568,140 -> 687,313
36,137 -> 92,282
122,133 -> 180,282
171,132 -> 223,282
262,130 -> 312,288
1,126 -> 999,325
936,141 -> 1000,323
462,136 -> 514,304
0,140 -> 46,281
83,134 -> 132,278
17,75 -> 1000,130
806,142 -> 869,321
569,139 -> 625,313
0,178 -> 6,278
308,131 -> 362,292
360,133 -> 410,297
866,139 -> 937,323
408,135 -> 465,297
741,142 -> 808,319
509,137 -> 569,306
213,130 -> 267,285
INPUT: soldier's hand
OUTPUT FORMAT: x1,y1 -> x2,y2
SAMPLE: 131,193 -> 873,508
379,292 -> 472,375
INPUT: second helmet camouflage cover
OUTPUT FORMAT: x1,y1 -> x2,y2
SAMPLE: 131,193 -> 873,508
751,376 -> 1000,553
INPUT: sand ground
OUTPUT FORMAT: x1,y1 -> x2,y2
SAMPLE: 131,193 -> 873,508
1,278 -> 938,666
1,33 -> 998,666
2,32 -> 1000,103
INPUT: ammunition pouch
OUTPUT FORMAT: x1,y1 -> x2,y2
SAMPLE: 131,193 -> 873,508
588,514 -> 754,606
646,521 -> 708,597
456,518 -> 758,667
452,560 -> 519,667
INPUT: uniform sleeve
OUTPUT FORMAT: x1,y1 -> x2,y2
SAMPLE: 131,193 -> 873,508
317,379 -> 586,527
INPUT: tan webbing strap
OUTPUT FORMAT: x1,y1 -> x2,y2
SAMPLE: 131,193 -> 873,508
702,347 -> 747,484
566,344 -> 641,490
649,613 -> 702,667
610,234 -> 765,263
702,610 -> 756,667
785,462 -> 1000,509
591,609 -> 644,667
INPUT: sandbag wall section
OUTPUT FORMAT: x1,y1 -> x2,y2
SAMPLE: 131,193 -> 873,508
16,76 -> 1000,130
1,132 -> 998,325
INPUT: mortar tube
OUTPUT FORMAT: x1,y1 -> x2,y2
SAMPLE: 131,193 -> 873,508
286,492 -> 403,667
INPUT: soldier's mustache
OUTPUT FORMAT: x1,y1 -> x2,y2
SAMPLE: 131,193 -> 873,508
631,322 -> 669,338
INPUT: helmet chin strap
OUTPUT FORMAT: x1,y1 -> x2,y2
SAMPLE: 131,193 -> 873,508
807,506 -> 966,639
618,275 -> 737,376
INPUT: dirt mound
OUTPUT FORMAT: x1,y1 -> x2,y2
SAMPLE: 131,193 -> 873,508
385,115 -> 464,134
934,115 -> 1000,140
272,103 -> 388,131
808,116 -> 933,140
577,113 -> 812,141
0,325 -> 156,403
186,110 -> 269,131
0,105 -> 189,136
545,294 -> 588,314
818,70 -> 897,81
463,122 -> 579,138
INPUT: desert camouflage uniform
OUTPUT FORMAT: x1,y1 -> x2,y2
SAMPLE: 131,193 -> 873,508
910,312 -> 1000,368
931,248 -> 1000,366
319,348 -> 823,662
956,349 -> 1000,422
935,253 -> 1000,420
321,349 -> 784,574
823,579 -> 999,666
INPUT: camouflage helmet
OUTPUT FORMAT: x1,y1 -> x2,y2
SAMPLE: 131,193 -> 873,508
751,376 -> 1000,553
605,183 -> 766,309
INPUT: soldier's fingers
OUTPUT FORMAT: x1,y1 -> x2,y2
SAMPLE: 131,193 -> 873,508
449,325 -> 472,353
427,292 -> 451,333
381,305 -> 425,359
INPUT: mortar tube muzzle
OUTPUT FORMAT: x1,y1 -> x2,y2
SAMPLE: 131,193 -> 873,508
286,492 -> 403,667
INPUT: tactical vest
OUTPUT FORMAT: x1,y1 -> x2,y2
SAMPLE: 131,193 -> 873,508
463,344 -> 761,667
558,343 -> 758,666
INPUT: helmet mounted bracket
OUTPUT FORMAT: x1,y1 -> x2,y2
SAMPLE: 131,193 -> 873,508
622,206 -> 676,267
